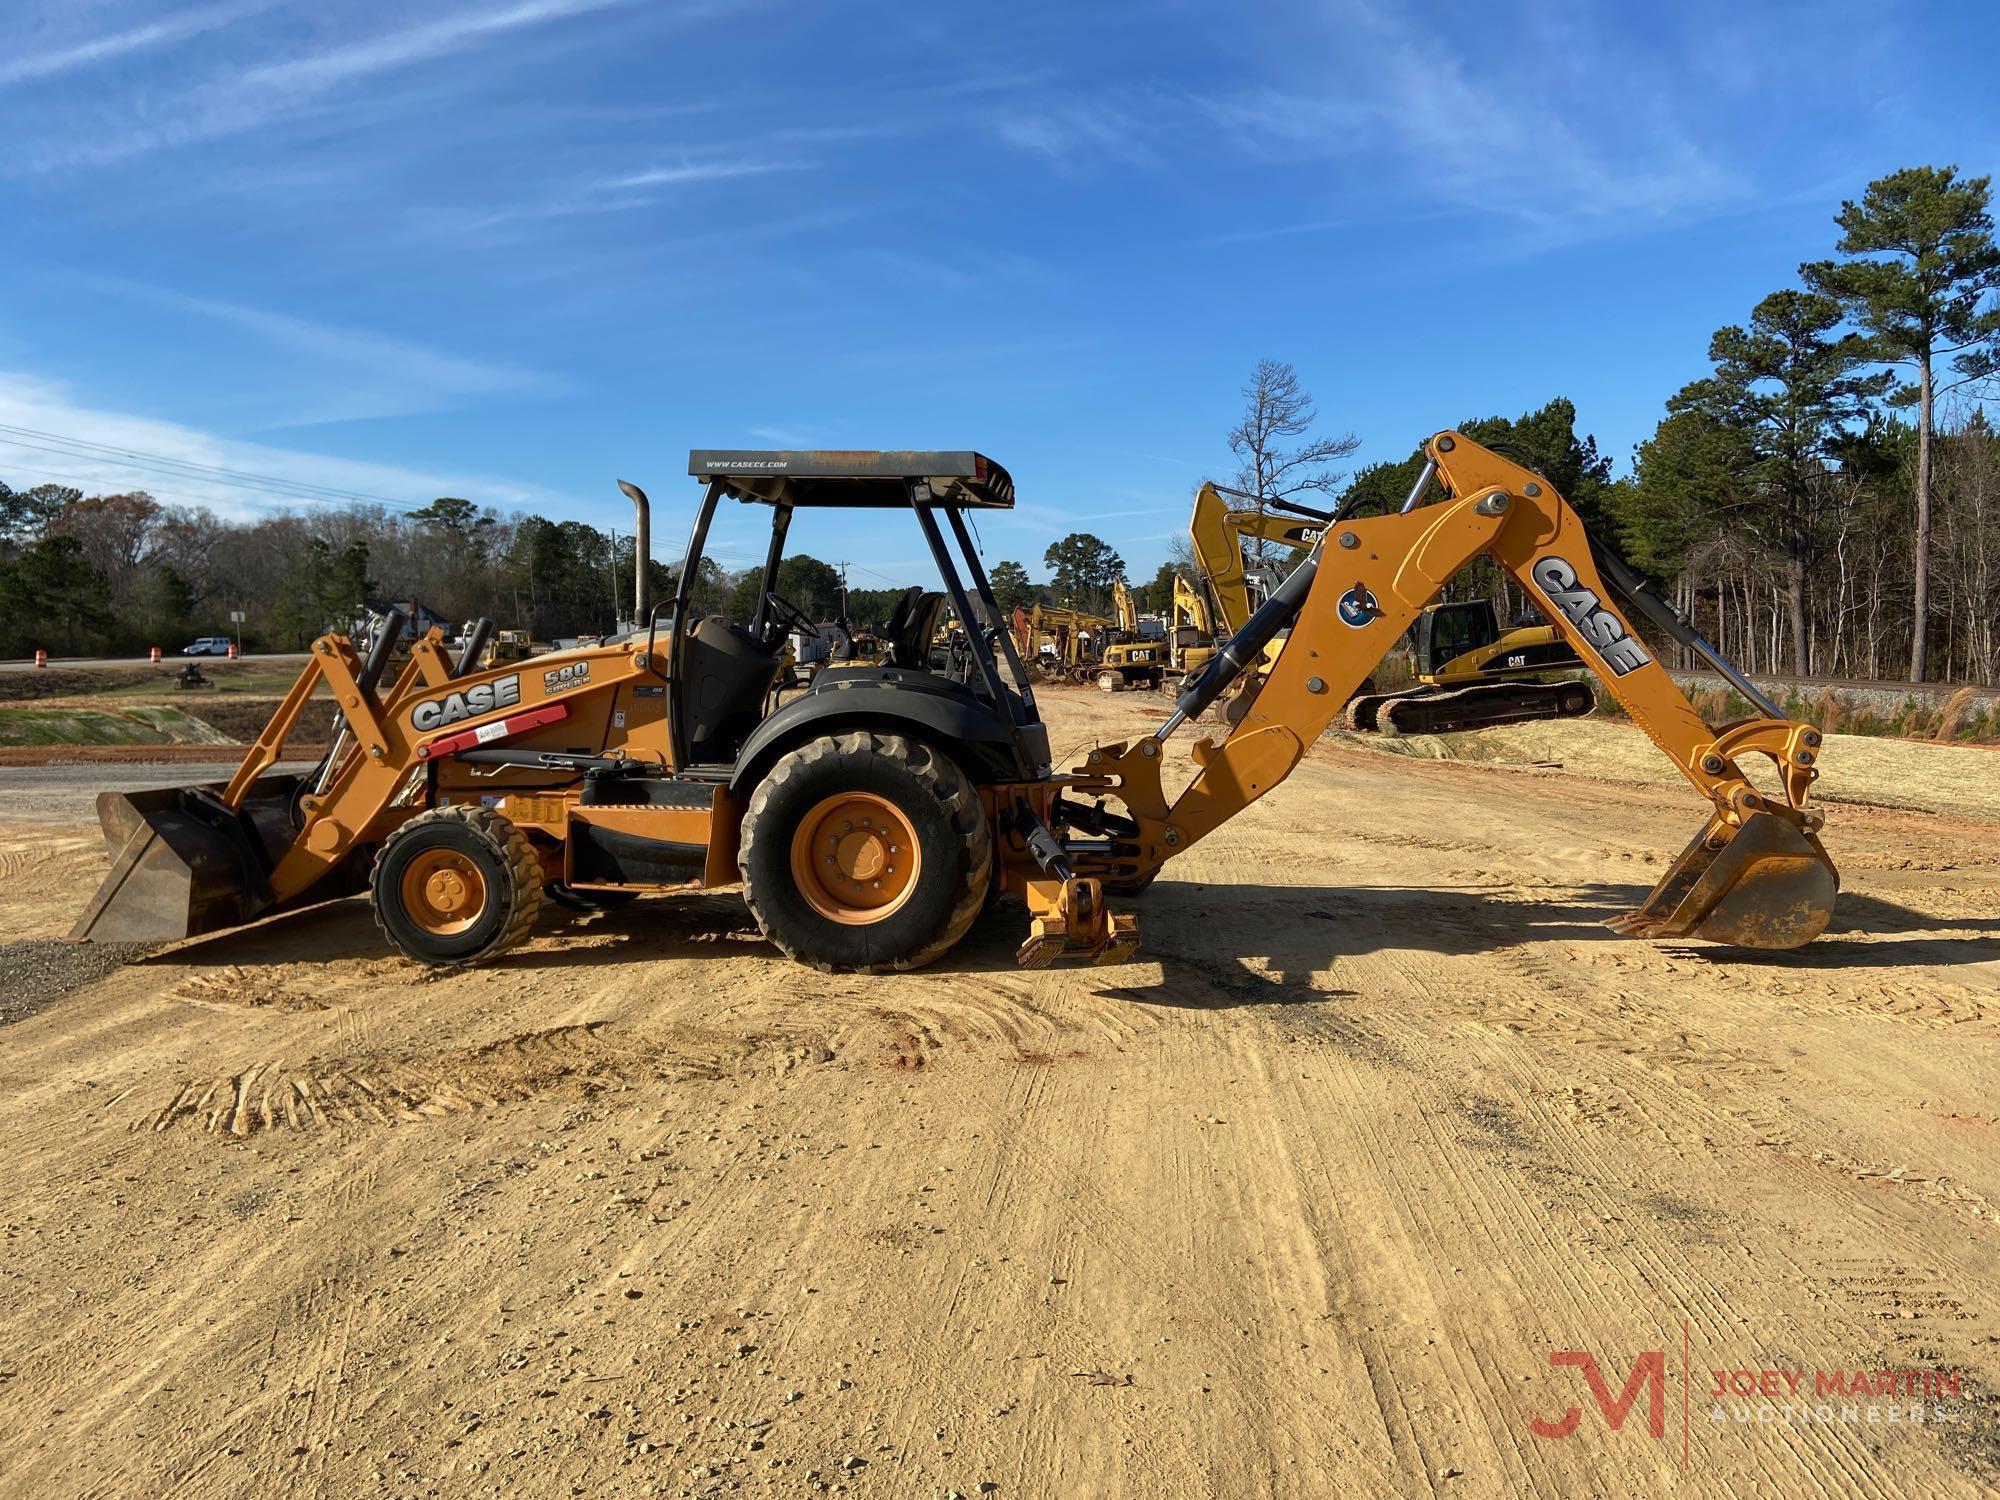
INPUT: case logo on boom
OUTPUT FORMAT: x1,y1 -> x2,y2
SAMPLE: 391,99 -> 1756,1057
412,674 -> 521,732
1530,557 -> 1651,675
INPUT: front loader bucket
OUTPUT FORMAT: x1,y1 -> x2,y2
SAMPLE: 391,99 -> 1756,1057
1608,810 -> 1837,951
70,776 -> 306,944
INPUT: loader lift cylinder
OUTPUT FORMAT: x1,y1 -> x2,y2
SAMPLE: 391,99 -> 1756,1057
454,616 -> 493,677
314,608 -> 406,797
358,608 -> 407,697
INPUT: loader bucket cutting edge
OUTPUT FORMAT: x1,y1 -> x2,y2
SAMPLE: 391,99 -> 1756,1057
1608,810 -> 1837,951
69,776 -> 305,945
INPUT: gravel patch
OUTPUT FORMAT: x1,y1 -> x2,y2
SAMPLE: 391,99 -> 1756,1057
0,939 -> 151,1025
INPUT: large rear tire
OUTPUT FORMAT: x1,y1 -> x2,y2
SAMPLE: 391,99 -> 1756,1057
739,732 -> 991,972
372,805 -> 542,967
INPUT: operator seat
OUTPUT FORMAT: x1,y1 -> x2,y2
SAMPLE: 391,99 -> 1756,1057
679,615 -> 783,764
891,592 -> 946,670
879,587 -> 922,652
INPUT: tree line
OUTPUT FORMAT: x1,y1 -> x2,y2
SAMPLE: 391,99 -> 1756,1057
1325,166 -> 1999,686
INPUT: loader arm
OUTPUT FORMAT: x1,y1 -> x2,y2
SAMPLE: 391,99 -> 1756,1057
1066,431 -> 1836,951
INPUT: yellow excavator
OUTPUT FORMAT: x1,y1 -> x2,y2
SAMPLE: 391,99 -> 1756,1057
1093,581 -> 1170,691
1015,602 -> 1115,683
1342,600 -> 1591,733
1190,480 -> 1592,734
1169,574 -> 1217,674
72,437 -> 1838,975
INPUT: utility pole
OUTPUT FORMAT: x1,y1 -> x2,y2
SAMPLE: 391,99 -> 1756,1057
608,526 -> 620,632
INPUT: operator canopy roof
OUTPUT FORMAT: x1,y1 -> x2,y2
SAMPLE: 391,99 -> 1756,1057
688,450 -> 1015,509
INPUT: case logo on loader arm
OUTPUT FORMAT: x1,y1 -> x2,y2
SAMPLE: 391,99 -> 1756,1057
1530,557 -> 1651,675
412,673 -> 522,732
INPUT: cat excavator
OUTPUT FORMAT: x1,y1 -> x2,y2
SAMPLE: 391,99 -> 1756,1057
1169,574 -> 1217,675
1094,581 -> 1169,691
72,435 -> 1838,976
1190,480 -> 1594,734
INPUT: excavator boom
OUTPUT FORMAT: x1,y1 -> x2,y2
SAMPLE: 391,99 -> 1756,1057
1060,432 -> 1837,951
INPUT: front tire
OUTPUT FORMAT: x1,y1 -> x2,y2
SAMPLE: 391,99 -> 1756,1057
739,732 -> 991,972
371,805 -> 542,966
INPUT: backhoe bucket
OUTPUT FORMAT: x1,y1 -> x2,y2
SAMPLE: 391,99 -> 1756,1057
69,776 -> 306,944
1608,810 -> 1837,951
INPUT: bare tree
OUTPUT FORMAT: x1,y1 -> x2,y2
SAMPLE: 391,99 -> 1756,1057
1226,359 -> 1358,561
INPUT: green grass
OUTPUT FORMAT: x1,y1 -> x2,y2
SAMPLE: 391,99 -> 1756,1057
0,703 -> 234,747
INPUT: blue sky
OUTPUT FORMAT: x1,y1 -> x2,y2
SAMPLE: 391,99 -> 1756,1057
1,0 -> 1995,584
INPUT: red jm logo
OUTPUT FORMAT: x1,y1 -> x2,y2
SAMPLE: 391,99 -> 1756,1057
1532,1351 -> 1667,1439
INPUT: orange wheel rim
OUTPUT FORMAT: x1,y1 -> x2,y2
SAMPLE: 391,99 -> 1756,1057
400,849 -> 488,935
789,792 -> 921,925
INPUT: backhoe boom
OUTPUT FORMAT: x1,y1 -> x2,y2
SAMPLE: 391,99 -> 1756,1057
1062,431 -> 1837,951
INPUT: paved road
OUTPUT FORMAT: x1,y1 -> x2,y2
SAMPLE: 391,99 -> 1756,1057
0,653 -> 311,673
0,761 -> 315,823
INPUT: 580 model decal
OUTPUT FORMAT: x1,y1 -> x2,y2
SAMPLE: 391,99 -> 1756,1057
1530,556 -> 1652,676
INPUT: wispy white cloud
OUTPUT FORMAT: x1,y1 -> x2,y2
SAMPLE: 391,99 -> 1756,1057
69,273 -> 560,425
19,0 -> 637,171
596,159 -> 805,192
239,0 -> 624,92
412,156 -> 811,238
996,102 -> 1154,166
0,0 -> 278,90
0,371 -> 575,521
988,3 -> 1735,225
1194,1 -> 1738,222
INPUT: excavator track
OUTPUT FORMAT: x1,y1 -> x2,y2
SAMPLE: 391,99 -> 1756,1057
1379,679 -> 1595,735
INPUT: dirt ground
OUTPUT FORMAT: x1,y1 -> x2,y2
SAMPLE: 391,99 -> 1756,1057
0,691 -> 1996,1498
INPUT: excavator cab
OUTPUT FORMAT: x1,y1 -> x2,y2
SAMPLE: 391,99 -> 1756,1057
1412,599 -> 1584,684
1412,601 -> 1498,676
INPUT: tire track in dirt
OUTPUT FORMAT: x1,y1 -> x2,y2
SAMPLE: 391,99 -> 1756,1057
139,1024 -> 621,1135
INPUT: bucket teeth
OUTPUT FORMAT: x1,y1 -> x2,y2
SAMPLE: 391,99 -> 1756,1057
1610,811 -> 1837,951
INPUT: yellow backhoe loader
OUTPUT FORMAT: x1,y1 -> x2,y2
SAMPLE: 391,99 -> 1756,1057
74,437 -> 1839,974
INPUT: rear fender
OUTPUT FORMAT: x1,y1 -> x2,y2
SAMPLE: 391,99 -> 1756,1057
729,673 -> 1033,795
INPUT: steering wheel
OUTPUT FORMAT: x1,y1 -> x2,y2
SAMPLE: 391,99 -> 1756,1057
763,590 -> 818,645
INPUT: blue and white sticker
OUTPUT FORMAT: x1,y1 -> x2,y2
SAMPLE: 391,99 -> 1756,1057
1337,584 -> 1380,628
